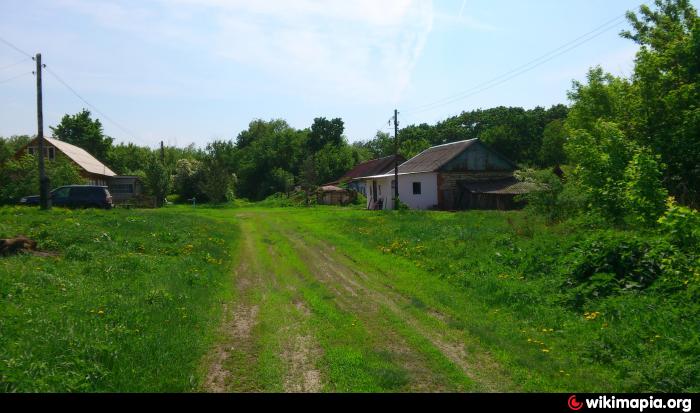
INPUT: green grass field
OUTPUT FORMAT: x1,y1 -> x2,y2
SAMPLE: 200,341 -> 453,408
0,206 -> 239,391
0,204 -> 697,392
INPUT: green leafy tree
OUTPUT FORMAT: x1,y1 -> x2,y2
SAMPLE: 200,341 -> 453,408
50,109 -> 114,162
199,140 -> 238,203
107,143 -> 152,175
0,154 -> 85,204
313,143 -> 357,185
0,135 -> 32,165
539,119 -> 567,166
624,148 -> 669,225
173,158 -> 205,202
621,0 -> 700,206
308,117 -> 344,152
143,154 -> 171,207
565,121 -> 635,221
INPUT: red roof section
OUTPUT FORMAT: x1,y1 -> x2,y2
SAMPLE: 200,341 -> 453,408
332,154 -> 406,184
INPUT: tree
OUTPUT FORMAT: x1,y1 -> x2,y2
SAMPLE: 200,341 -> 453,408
107,143 -> 152,175
308,117 -> 344,152
143,154 -> 171,207
539,119 -> 567,166
0,154 -> 85,204
173,158 -> 205,202
624,148 -> 669,225
50,109 -> 114,162
565,121 -> 635,221
0,135 -> 31,165
621,0 -> 700,206
199,140 -> 238,203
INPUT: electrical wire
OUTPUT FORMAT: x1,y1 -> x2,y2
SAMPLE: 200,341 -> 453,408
402,6 -> 640,116
0,35 -> 33,59
0,57 -> 30,71
43,65 -> 151,146
0,71 -> 32,84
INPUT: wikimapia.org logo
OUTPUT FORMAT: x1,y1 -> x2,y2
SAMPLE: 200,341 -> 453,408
567,395 -> 693,412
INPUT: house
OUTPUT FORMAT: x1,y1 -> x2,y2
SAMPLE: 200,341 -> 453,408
108,175 -> 144,204
358,138 -> 533,211
15,136 -> 143,202
326,154 -> 405,197
316,185 -> 354,206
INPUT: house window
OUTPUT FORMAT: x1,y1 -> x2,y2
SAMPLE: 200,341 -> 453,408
110,184 -> 134,194
413,182 -> 421,195
27,146 -> 55,160
391,180 -> 395,190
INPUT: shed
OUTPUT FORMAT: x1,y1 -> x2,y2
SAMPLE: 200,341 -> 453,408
317,185 -> 354,206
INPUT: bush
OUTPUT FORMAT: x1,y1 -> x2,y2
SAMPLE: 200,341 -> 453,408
658,197 -> 700,252
0,154 -> 86,204
561,231 -> 697,307
624,148 -> 668,226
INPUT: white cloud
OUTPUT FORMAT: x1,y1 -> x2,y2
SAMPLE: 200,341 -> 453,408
194,0 -> 434,103
55,0 -> 435,104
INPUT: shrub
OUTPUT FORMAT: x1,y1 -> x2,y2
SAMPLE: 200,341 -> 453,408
624,148 -> 668,226
658,197 -> 700,252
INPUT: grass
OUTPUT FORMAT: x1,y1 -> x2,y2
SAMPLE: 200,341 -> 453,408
265,206 -> 699,392
0,205 -> 239,392
1,203 -> 696,392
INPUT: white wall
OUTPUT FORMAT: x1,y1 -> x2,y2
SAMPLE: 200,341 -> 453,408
364,172 -> 437,210
397,173 -> 438,210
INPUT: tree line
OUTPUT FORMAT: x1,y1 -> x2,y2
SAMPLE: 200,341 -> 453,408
1,0 -> 697,216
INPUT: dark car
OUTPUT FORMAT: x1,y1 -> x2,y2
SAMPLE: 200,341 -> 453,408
19,185 -> 113,209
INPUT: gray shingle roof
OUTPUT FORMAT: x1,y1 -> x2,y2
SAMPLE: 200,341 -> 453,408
397,139 -> 479,174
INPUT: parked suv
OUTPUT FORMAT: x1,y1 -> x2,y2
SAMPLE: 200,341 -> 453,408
19,185 -> 113,209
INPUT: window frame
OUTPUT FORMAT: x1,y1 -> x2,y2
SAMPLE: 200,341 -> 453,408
412,182 -> 421,195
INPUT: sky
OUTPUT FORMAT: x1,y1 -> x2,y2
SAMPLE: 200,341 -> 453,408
1,0 -> 696,148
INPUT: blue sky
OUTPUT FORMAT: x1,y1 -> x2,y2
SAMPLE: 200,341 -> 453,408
1,0 -> 696,148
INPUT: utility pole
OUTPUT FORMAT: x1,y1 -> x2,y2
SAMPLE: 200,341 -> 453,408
393,109 -> 399,210
35,53 -> 50,210
160,140 -> 165,164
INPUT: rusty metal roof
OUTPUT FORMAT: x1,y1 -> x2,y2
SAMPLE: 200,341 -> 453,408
332,154 -> 405,184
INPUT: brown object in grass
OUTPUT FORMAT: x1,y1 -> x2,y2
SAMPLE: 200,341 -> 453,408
0,236 -> 38,256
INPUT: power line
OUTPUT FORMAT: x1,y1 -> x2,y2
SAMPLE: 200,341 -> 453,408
0,34 -> 150,147
403,7 -> 639,116
0,57 -> 30,71
0,35 -> 33,59
43,65 -> 151,146
0,71 -> 32,84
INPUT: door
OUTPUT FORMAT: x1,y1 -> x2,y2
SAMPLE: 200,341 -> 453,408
51,187 -> 70,206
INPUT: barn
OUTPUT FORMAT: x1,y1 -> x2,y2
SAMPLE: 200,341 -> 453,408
358,138 -> 533,210
15,136 -> 144,202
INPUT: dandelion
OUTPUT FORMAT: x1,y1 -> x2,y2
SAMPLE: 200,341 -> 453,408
97,310 -> 104,315
541,349 -> 550,353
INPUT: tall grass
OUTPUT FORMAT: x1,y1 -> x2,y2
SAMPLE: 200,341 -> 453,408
0,206 -> 239,392
283,207 -> 699,392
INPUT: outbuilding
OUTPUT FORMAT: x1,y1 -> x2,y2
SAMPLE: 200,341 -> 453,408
359,138 -> 533,210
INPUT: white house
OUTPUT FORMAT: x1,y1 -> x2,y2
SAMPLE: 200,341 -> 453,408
357,138 -> 532,211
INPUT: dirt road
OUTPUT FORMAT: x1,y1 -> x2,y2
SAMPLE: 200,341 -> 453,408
203,210 -> 515,392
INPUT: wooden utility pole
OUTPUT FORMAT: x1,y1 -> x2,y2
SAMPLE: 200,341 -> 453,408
160,140 -> 165,164
35,53 -> 50,210
393,109 -> 399,210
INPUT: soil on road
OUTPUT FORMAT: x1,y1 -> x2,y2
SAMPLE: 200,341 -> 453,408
203,210 -> 515,392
